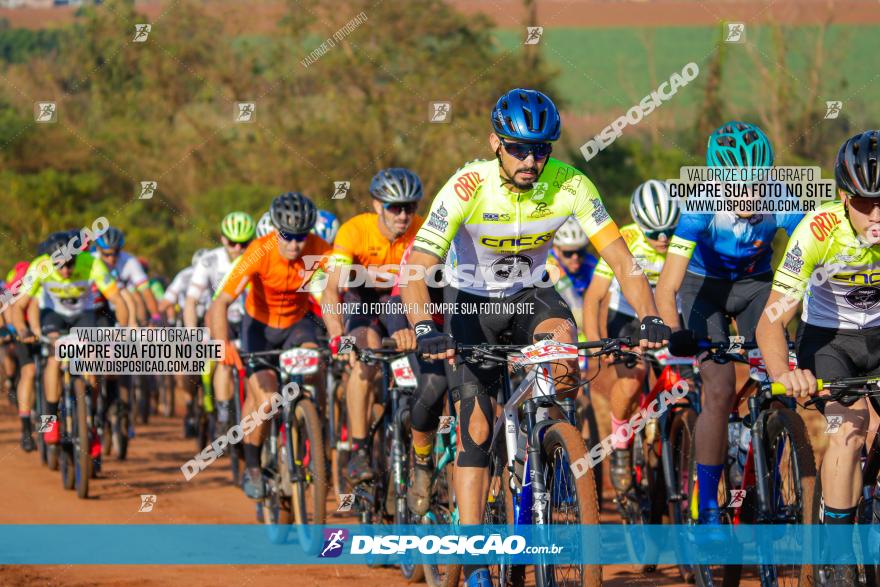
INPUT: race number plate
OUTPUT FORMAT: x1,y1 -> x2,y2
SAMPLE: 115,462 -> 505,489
280,348 -> 321,376
652,347 -> 696,366
391,357 -> 417,387
519,339 -> 578,364
748,349 -> 797,382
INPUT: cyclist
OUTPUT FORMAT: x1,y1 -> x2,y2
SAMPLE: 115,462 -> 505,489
209,192 -> 337,499
185,211 -> 255,437
656,121 -> 803,526
756,130 -> 880,585
4,261 -> 36,451
400,88 -> 669,587
546,216 -> 598,330
160,249 -> 210,325
94,227 -> 161,326
12,232 -> 128,452
583,179 -> 680,496
321,168 -> 424,484
256,211 -> 275,238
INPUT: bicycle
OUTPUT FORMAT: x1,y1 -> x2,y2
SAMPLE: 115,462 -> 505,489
458,335 -> 637,587
238,347 -> 327,544
346,340 -> 419,530
46,335 -> 98,499
802,375 -> 880,587
683,336 -> 816,587
30,341 -> 54,469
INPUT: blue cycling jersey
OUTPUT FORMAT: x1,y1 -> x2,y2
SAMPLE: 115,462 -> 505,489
669,212 -> 803,280
549,249 -> 597,298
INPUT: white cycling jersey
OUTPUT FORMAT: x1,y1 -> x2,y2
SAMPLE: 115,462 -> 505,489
93,250 -> 149,291
186,246 -> 245,322
164,267 -> 208,319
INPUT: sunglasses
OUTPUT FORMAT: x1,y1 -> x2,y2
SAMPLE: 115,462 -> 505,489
500,138 -> 552,161
383,202 -> 417,215
278,230 -> 309,242
99,249 -> 119,258
848,196 -> 880,215
643,229 -> 674,241
225,239 -> 252,249
560,248 -> 588,259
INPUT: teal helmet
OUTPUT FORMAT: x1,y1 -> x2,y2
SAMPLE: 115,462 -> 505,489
706,121 -> 774,169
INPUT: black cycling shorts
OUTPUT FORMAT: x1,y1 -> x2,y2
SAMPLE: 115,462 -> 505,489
343,289 -> 392,336
240,312 -> 320,376
679,272 -> 772,343
443,286 -> 574,401
14,340 -> 38,366
40,309 -> 99,335
606,308 -> 641,341
796,323 -> 880,381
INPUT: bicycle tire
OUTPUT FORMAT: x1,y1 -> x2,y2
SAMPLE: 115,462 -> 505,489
160,375 -> 174,418
760,407 -> 816,587
667,407 -> 698,584
423,444 -> 461,587
291,400 -> 328,526
74,378 -> 91,499
115,407 -> 129,461
484,430 -> 524,587
541,421 -> 602,587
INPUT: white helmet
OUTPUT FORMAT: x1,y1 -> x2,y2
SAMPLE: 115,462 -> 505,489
256,211 -> 275,238
191,248 -> 210,267
630,180 -> 680,233
554,217 -> 589,248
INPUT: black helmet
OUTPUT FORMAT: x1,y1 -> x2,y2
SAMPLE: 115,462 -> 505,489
835,130 -> 880,198
40,231 -> 70,258
96,226 -> 125,249
369,168 -> 423,203
270,192 -> 317,234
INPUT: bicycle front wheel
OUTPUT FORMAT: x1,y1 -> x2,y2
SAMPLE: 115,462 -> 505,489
543,422 -> 601,587
290,400 -> 328,526
74,378 -> 91,499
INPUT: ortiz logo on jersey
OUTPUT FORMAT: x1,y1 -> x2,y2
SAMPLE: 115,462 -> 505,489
453,172 -> 483,202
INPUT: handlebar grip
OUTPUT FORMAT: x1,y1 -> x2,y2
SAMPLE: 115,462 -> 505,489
816,379 -> 824,392
380,337 -> 398,350
769,382 -> 788,396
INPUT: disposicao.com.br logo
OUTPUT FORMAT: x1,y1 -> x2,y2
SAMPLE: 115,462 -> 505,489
318,529 -> 562,557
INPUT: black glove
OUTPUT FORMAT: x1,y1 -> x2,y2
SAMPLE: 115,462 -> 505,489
414,320 -> 455,356
668,329 -> 698,356
639,315 -> 671,345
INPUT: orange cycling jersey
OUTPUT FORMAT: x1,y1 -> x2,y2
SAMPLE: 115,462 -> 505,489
332,213 -> 424,286
218,233 -> 332,329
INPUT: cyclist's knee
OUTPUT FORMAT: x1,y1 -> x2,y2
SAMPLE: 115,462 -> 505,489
456,385 -> 493,468
411,373 -> 446,432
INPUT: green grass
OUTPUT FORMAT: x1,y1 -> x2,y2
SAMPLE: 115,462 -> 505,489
492,25 -> 880,121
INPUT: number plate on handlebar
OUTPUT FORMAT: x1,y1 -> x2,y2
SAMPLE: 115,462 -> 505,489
280,348 -> 321,376
391,357 -> 417,387
519,339 -> 579,364
748,349 -> 797,382
652,347 -> 696,366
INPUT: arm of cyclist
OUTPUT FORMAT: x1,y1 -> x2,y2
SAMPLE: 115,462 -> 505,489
382,294 -> 416,352
11,294 -> 34,342
207,291 -> 241,368
106,289 -> 130,327
318,259 -> 345,341
596,237 -> 668,348
655,249 -> 689,332
755,291 -> 815,399
400,249 -> 455,362
137,284 -> 162,324
582,273 -> 610,343
117,289 -> 138,327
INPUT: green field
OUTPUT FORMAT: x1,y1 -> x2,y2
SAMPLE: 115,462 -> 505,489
493,25 -> 880,122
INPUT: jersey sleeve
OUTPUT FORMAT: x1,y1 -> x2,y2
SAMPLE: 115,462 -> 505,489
218,245 -> 259,299
668,213 -> 709,259
779,212 -> 806,237
770,216 -> 823,301
163,270 -> 186,303
186,257 -> 210,299
412,170 -> 475,260
569,173 -> 620,254
23,256 -> 49,297
332,218 -> 359,266
122,255 -> 149,290
90,257 -> 119,298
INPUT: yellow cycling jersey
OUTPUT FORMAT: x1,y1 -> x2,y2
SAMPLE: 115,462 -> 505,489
24,253 -> 118,317
413,157 -> 620,297
771,200 -> 880,329
592,223 -> 667,317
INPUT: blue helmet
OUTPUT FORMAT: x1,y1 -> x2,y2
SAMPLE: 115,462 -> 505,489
706,121 -> 774,169
312,210 -> 340,243
95,226 -> 125,250
491,89 -> 561,142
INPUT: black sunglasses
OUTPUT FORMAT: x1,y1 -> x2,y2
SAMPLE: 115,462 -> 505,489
278,230 -> 309,242
560,248 -> 587,259
500,138 -> 552,161
383,202 -> 417,215
99,249 -> 120,258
